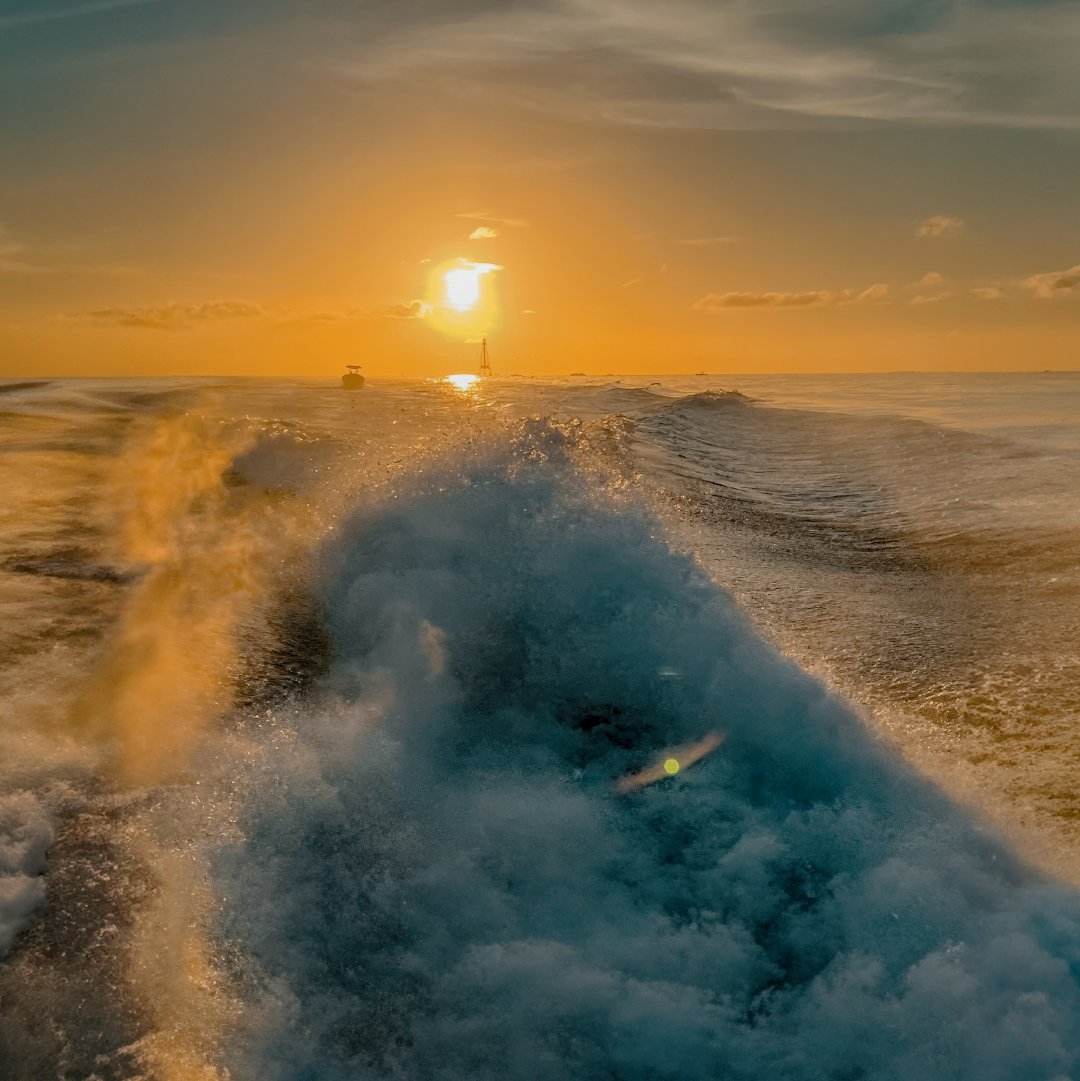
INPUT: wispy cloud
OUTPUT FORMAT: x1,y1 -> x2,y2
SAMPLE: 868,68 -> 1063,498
66,300 -> 263,329
64,296 -> 435,327
457,211 -> 528,229
1022,264 -> 1080,298
695,282 -> 888,309
468,226 -> 499,240
335,1 -> 1080,131
970,285 -> 1004,301
907,270 -> 950,303
0,0 -> 162,31
373,299 -> 430,319
916,216 -> 965,239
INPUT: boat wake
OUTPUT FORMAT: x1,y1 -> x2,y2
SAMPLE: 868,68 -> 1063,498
203,423 -> 1080,1081
2,383 -> 1080,1081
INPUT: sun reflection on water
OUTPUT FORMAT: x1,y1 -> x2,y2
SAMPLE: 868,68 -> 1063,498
445,373 -> 480,392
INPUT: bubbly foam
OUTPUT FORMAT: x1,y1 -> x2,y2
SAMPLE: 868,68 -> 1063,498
211,426 -> 1080,1080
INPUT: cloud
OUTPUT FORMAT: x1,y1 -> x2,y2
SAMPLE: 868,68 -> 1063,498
916,216 -> 964,238
468,226 -> 499,239
620,277 -> 643,288
0,0 -> 160,31
64,296 -> 436,328
695,282 -> 888,309
66,300 -> 264,329
335,1 -> 1080,131
909,272 -> 950,303
374,299 -> 430,319
457,211 -> 528,229
970,285 -> 1003,300
1021,264 -> 1080,298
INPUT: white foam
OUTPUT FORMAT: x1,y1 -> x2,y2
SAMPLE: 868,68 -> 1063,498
0,793 -> 52,957
210,427 -> 1080,1080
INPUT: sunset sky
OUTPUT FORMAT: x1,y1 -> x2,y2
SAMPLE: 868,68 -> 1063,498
2,0 -> 1079,377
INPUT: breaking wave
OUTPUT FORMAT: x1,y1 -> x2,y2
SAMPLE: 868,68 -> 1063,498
650,389 -> 755,413
209,422 -> 1080,1081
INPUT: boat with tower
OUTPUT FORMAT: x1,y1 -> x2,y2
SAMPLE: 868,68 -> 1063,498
341,364 -> 365,390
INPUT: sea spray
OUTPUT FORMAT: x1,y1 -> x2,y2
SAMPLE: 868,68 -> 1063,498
68,411 -> 335,786
38,409 -> 338,1079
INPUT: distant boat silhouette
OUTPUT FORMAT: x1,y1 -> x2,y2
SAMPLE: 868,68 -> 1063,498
341,364 -> 365,390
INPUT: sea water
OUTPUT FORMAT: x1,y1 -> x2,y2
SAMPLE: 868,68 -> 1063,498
0,372 -> 1078,1079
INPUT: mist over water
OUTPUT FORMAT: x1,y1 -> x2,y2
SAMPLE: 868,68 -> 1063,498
1,373 -> 1079,1079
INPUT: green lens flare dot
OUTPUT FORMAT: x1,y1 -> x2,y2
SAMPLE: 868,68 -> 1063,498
664,758 -> 680,775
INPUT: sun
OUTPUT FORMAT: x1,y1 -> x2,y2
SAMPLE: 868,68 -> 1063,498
423,258 -> 503,340
445,268 -> 482,311
443,262 -> 499,312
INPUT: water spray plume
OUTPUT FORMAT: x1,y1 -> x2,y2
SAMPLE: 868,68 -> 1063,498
69,415 -> 263,786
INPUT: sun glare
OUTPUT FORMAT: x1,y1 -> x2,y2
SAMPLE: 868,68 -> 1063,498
441,260 -> 500,313
445,373 -> 479,392
424,259 -> 503,340
445,268 -> 482,311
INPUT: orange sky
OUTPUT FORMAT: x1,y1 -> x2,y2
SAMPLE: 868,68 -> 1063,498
2,1 -> 1080,377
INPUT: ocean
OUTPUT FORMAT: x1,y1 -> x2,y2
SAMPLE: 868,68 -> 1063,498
1,371 -> 1078,1079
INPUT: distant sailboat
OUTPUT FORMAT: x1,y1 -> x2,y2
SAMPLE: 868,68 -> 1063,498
341,364 -> 365,390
